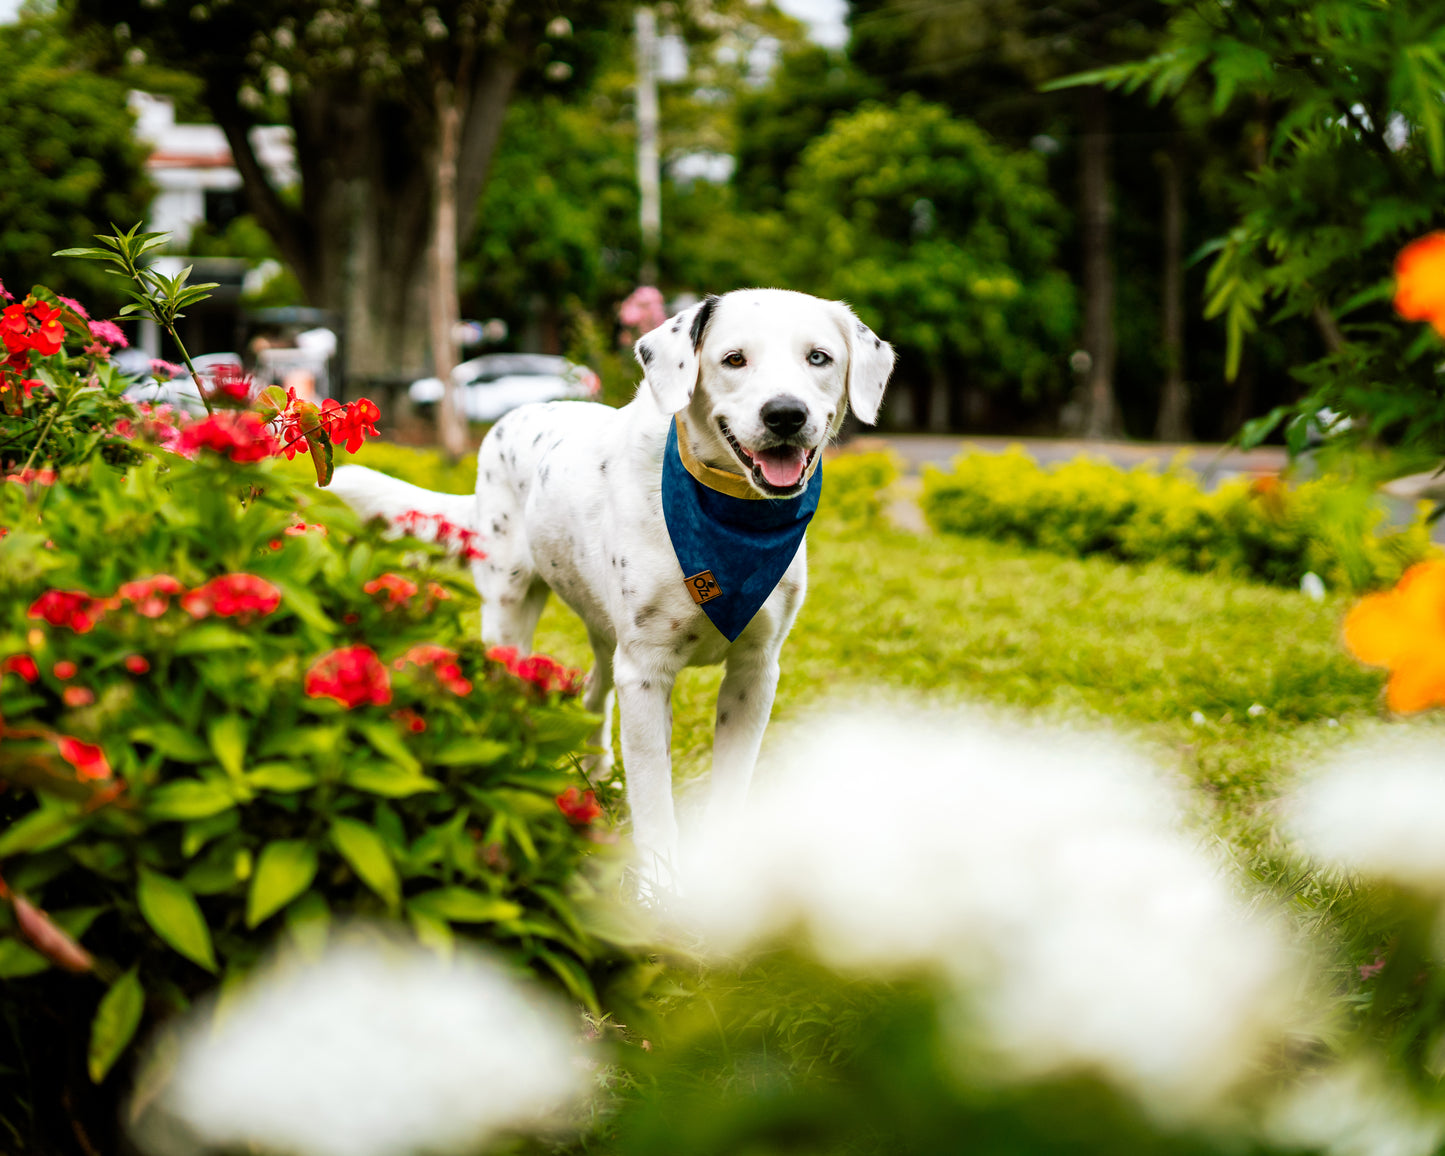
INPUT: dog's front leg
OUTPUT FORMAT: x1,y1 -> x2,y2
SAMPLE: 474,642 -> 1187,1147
703,648 -> 780,840
613,646 -> 679,886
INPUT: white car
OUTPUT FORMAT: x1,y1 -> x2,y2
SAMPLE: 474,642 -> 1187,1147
409,354 -> 601,423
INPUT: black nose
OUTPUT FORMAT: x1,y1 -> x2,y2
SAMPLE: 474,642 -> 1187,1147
761,396 -> 808,437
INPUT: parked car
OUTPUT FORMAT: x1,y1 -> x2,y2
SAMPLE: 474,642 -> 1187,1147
408,354 -> 601,423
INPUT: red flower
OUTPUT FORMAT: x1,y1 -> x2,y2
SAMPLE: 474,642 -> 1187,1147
304,645 -> 392,708
29,590 -> 104,633
285,519 -> 328,537
123,654 -> 150,675
1395,233 -> 1445,337
181,573 -> 282,620
5,467 -> 57,486
63,686 -> 95,707
487,646 -> 584,696
556,786 -> 603,826
1,654 -> 38,683
175,411 -> 280,463
394,509 -> 487,562
26,302 -> 64,356
1,304 -> 30,354
117,574 -> 186,618
206,363 -> 253,404
320,397 -> 381,453
363,572 -> 418,606
53,660 -> 77,680
57,736 -> 110,781
395,643 -> 472,695
391,707 -> 427,733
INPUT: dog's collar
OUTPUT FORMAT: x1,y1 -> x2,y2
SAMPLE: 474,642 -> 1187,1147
673,413 -> 821,501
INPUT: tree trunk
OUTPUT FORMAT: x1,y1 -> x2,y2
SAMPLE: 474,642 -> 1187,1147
1078,85 -> 1120,439
1154,143 -> 1190,442
928,361 -> 952,433
211,56 -> 520,407
431,77 -> 468,459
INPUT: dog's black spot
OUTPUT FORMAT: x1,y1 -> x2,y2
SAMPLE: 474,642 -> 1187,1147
874,338 -> 881,349
509,567 -> 522,578
611,556 -> 617,568
685,632 -> 698,643
738,690 -> 748,703
533,432 -> 543,446
495,426 -> 504,441
550,560 -> 559,568
856,321 -> 867,336
669,618 -> 681,631
634,602 -> 660,627
599,460 -> 608,475
620,557 -> 627,568
539,465 -> 550,486
484,470 -> 493,483
678,361 -> 684,369
719,710 -> 730,725
638,345 -> 653,366
641,680 -> 651,691
672,324 -> 680,333
492,520 -> 503,534
689,294 -> 718,352
501,512 -> 509,522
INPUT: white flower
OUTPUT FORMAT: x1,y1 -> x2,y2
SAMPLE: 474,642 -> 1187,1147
679,704 -> 1301,1117
131,934 -> 586,1156
1288,730 -> 1445,892
1264,1061 -> 1445,1156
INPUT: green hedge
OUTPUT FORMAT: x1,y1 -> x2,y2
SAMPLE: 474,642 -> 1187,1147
921,448 -> 1436,593
817,448 -> 903,530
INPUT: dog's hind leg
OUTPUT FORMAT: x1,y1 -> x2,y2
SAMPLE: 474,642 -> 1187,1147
582,628 -> 616,780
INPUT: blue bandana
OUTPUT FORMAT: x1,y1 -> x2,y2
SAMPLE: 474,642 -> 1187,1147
661,417 -> 821,642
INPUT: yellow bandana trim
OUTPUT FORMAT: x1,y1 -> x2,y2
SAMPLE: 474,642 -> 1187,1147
673,413 -> 765,500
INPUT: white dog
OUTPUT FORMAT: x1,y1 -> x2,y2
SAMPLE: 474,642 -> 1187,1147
329,289 -> 894,882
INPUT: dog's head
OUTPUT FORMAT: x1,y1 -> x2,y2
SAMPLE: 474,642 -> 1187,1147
634,289 -> 895,497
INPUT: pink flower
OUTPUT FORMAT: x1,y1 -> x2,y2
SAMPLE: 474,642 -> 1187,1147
0,277 -> 11,303
395,643 -> 472,695
117,574 -> 185,617
62,686 -> 95,707
149,359 -> 185,381
87,319 -> 127,348
363,573 -> 418,606
57,296 -> 89,320
618,286 -> 667,333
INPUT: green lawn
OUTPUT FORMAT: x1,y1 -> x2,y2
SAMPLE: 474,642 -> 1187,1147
516,518 -> 1439,862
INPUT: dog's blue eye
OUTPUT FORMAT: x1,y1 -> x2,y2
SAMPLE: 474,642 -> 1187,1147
808,350 -> 832,366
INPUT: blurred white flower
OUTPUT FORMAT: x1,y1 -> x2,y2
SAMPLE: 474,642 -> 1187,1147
679,705 -> 1302,1117
1264,1060 -> 1445,1156
131,934 -> 586,1156
1288,731 -> 1445,892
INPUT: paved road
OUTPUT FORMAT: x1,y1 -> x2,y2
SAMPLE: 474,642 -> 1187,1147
856,433 -> 1290,489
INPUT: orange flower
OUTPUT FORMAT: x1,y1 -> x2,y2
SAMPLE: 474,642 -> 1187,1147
1394,233 -> 1445,337
1343,560 -> 1445,712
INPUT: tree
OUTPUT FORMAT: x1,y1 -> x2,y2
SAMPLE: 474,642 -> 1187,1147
1091,0 -> 1445,456
781,97 -> 1077,430
0,12 -> 150,305
75,0 -> 622,454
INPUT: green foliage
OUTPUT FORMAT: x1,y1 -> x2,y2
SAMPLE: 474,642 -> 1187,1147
1076,0 -> 1445,453
921,447 -> 1435,593
780,97 -> 1078,399
0,447 -> 614,1122
816,449 -> 903,531
0,13 -> 151,307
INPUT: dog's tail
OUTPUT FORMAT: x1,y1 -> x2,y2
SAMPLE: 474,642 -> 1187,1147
327,464 -> 478,532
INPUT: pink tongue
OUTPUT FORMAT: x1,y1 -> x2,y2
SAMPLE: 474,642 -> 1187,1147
756,446 -> 807,488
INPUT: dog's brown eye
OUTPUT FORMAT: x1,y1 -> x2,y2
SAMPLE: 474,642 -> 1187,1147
722,351 -> 746,368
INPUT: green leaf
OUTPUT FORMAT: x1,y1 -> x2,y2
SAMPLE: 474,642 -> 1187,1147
284,891 -> 330,959
173,625 -> 253,656
136,868 -> 217,972
130,725 -> 211,763
430,738 -> 510,768
88,968 -> 145,1083
245,763 -> 318,792
258,725 -> 346,760
355,720 -> 422,774
208,715 -> 248,778
247,840 -> 318,928
408,909 -> 453,958
0,806 -> 81,858
0,939 -> 49,978
535,947 -> 598,1015
407,887 -> 522,924
145,779 -> 237,822
344,763 -> 440,798
330,818 -> 400,910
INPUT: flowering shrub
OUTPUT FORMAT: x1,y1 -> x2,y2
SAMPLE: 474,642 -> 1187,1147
0,398 -> 612,1146
922,448 -> 1435,594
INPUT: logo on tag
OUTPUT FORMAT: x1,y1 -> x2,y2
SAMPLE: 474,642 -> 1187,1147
684,570 -> 722,605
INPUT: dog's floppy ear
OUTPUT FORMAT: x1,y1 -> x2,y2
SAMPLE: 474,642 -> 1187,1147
634,295 -> 718,414
833,303 -> 895,425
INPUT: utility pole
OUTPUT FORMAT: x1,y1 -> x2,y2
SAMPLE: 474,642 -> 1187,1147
635,6 -> 661,286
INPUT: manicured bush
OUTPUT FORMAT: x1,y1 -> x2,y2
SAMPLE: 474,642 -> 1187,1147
921,448 -> 1436,593
816,448 -> 902,531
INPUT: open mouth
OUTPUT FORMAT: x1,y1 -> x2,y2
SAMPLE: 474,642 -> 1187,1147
719,419 -> 818,495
